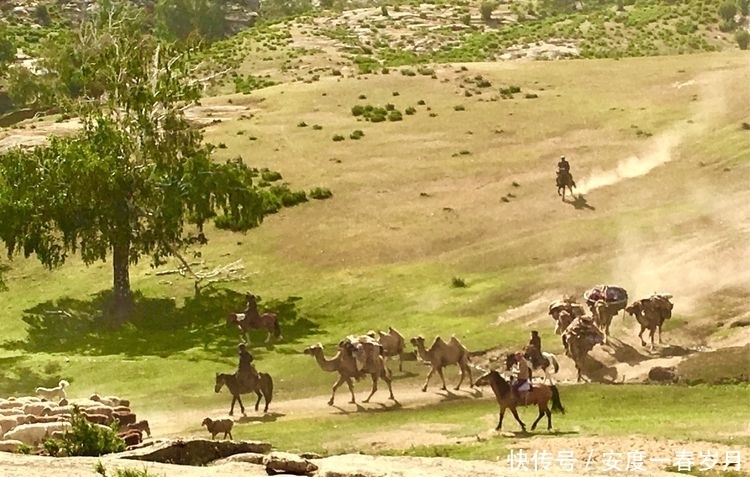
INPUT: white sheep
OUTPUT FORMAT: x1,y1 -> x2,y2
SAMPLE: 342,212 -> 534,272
201,417 -> 233,440
0,439 -> 23,453
22,403 -> 52,417
0,401 -> 24,410
3,421 -> 72,446
90,395 -> 128,407
0,408 -> 24,416
0,417 -> 19,435
34,380 -> 70,401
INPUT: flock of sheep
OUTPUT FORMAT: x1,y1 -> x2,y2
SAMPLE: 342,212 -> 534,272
0,384 -> 150,452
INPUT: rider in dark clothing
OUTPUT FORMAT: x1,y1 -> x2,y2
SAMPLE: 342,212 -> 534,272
237,343 -> 256,389
557,156 -> 570,177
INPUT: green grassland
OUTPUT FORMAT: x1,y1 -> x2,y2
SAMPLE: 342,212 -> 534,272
0,32 -> 749,459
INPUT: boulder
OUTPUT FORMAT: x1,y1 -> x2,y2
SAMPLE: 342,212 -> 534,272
212,452 -> 266,465
119,438 -> 272,466
648,366 -> 678,383
264,451 -> 318,475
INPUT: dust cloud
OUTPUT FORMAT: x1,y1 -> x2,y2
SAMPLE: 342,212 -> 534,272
575,70 -> 730,196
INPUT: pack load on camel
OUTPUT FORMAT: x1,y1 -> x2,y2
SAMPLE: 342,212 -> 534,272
561,316 -> 605,355
583,285 -> 629,309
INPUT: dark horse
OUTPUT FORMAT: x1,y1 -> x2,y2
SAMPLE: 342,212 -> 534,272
226,293 -> 283,344
556,171 -> 576,201
475,370 -> 565,432
214,370 -> 274,416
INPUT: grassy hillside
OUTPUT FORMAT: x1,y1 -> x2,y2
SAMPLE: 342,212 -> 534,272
0,5 -> 748,460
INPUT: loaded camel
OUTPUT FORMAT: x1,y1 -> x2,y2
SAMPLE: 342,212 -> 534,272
561,316 -> 605,383
549,298 -> 586,336
303,343 -> 361,406
339,335 -> 396,403
366,326 -> 406,372
624,294 -> 674,350
226,292 -> 282,344
410,335 -> 474,392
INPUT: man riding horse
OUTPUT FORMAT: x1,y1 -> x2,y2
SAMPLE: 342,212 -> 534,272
557,156 -> 573,186
237,342 -> 259,389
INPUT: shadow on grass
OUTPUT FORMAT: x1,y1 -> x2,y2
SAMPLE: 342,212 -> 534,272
237,412 -> 285,423
565,194 -> 595,210
501,429 -> 580,439
0,288 -> 323,358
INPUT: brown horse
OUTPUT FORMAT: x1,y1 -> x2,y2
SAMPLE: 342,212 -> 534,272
226,293 -> 283,344
214,370 -> 273,416
475,370 -> 565,432
556,171 -> 576,201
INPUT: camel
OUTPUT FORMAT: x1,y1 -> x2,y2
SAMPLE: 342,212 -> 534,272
410,335 -> 474,392
561,317 -> 605,383
339,336 -> 396,403
624,294 -> 674,350
591,300 -> 622,345
366,326 -> 406,372
549,298 -> 586,336
304,343 -> 360,406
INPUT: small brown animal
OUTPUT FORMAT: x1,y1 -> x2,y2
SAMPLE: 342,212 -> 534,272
117,429 -> 142,446
201,417 -> 233,440
127,420 -> 151,438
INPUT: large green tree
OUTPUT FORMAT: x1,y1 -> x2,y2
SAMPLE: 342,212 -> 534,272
0,1 -> 298,321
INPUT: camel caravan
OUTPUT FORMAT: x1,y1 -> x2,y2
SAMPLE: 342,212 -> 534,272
550,285 -> 675,382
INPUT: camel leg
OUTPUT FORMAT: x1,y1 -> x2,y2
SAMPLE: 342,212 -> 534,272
531,407 -> 545,431
454,367 -> 464,391
638,325 -> 647,347
329,375 -> 348,406
509,407 -> 526,432
436,366 -> 448,391
460,363 -> 474,388
421,368 -> 436,392
363,374 -> 378,403
382,369 -> 395,400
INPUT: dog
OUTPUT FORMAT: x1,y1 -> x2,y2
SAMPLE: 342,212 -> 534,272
35,380 -> 70,401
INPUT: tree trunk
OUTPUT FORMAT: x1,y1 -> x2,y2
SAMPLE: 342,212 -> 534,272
111,239 -> 134,322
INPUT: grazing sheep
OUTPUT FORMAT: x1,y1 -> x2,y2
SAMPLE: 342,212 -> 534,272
81,412 -> 110,425
127,420 -> 151,438
90,395 -> 128,407
26,415 -> 64,424
0,417 -> 19,434
82,405 -> 114,418
0,440 -> 23,452
2,422 -> 72,446
0,408 -> 24,416
117,429 -> 142,447
112,412 -> 137,427
201,417 -> 233,440
46,405 -> 74,416
35,380 -> 70,401
22,403 -> 52,417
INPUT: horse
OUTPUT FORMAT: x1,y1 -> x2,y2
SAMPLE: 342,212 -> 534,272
556,171 -> 576,201
226,292 -> 283,344
475,369 -> 565,432
214,370 -> 274,416
505,350 -> 560,385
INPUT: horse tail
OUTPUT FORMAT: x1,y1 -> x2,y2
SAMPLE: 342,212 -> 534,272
273,316 -> 282,339
262,372 -> 274,405
549,354 -> 560,374
550,385 -> 565,414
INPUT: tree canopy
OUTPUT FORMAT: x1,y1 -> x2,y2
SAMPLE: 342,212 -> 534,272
0,1 -> 314,322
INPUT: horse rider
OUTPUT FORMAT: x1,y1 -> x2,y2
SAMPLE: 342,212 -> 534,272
511,351 -> 532,404
237,342 -> 257,389
525,330 -> 544,369
557,155 -> 571,183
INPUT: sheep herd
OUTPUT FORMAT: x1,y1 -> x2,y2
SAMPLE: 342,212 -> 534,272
0,389 -> 149,452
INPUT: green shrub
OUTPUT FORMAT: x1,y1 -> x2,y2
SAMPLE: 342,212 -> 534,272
736,30 -> 750,50
309,187 -> 333,200
350,129 -> 365,139
453,105 -> 466,111
451,277 -> 467,288
261,169 -> 283,182
388,110 -> 403,121
332,134 -> 346,141
44,406 -> 125,457
480,1 -> 497,21
405,106 -> 417,115
297,121 -> 308,127
312,124 -> 323,130
94,460 -> 164,477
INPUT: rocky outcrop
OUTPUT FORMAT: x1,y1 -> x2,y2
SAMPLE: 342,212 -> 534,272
119,438 -> 272,466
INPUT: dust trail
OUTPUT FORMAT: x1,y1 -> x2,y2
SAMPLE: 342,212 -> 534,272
576,70 -> 729,195
613,192 -> 750,314
575,128 -> 688,195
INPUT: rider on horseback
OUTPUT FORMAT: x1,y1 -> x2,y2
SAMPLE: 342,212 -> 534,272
237,342 -> 258,390
525,330 -> 544,369
511,351 -> 532,404
557,155 -> 571,182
